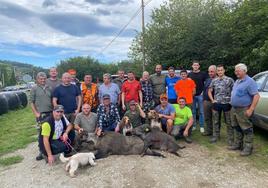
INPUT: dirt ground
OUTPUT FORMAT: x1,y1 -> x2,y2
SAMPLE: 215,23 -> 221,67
1,142 -> 268,188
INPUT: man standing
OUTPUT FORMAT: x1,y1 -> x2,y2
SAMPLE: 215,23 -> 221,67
113,70 -> 126,90
122,71 -> 143,111
99,73 -> 120,105
96,94 -> 120,135
155,94 -> 175,134
229,63 -> 260,156
188,60 -> 208,133
46,67 -> 61,93
150,64 -> 166,106
140,71 -> 154,113
208,65 -> 234,145
74,103 -> 98,134
53,73 -> 82,123
165,67 -> 181,104
202,65 -> 217,136
38,105 -> 75,165
30,72 -> 53,161
172,97 -> 194,143
80,74 -> 99,113
174,70 -> 196,107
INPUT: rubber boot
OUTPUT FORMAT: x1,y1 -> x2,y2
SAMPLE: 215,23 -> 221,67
225,111 -> 234,146
240,128 -> 253,156
210,110 -> 220,143
228,126 -> 243,150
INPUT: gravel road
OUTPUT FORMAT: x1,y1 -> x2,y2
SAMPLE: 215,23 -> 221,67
1,142 -> 268,188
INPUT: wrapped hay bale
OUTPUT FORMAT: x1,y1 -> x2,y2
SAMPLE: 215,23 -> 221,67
16,91 -> 28,107
4,92 -> 21,110
0,94 -> 8,115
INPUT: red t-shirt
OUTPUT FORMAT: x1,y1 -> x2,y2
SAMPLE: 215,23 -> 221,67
122,80 -> 141,102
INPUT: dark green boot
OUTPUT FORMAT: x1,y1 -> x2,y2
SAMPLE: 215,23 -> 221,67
240,128 -> 253,156
228,126 -> 243,150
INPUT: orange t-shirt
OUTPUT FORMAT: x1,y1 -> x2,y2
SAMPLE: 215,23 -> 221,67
174,78 -> 196,104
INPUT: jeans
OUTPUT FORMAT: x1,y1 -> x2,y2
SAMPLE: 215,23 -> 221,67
102,122 -> 118,131
40,130 -> 75,156
192,95 -> 204,128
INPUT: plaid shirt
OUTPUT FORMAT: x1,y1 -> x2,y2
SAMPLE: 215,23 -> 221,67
97,103 -> 120,129
140,80 -> 153,102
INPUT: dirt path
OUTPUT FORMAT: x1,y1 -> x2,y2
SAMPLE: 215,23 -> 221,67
1,142 -> 268,188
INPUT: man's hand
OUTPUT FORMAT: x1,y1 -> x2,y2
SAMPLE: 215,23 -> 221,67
245,108 -> 254,118
122,104 -> 126,111
115,124 -> 120,133
62,132 -> 69,142
35,112 -> 41,118
183,129 -> 189,137
139,102 -> 143,108
96,128 -> 102,136
158,114 -> 164,118
48,155 -> 54,165
211,99 -> 216,103
74,109 -> 79,116
78,128 -> 84,134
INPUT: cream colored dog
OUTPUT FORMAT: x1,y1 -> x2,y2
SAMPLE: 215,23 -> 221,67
59,152 -> 96,177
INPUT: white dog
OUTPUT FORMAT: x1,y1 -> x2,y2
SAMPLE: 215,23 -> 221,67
59,152 -> 96,177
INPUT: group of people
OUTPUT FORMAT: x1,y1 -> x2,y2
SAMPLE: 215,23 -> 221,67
30,61 -> 259,164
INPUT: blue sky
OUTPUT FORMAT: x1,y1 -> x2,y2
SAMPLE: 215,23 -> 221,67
0,0 -> 165,68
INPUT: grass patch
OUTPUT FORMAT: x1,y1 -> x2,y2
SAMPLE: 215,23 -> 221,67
192,124 -> 268,170
0,155 -> 23,166
0,106 -> 36,156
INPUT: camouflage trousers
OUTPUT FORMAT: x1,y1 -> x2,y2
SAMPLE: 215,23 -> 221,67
212,109 -> 234,146
231,107 -> 254,149
203,100 -> 213,135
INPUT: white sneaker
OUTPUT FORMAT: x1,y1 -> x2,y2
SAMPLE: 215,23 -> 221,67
200,127 -> 205,133
192,126 -> 196,131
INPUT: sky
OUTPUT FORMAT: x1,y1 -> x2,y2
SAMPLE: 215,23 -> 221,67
0,0 -> 166,68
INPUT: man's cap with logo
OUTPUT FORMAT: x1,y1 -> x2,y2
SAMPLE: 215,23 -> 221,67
103,94 -> 111,99
160,93 -> 168,100
53,105 -> 64,111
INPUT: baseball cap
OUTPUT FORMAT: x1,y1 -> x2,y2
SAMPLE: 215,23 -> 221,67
103,94 -> 110,99
160,93 -> 168,100
53,105 -> 64,112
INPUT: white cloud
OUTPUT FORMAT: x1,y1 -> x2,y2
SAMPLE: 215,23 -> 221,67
0,0 -> 166,64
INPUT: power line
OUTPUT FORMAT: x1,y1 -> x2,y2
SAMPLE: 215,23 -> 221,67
98,0 -> 153,55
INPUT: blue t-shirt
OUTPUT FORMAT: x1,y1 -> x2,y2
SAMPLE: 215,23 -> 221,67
53,84 -> 81,113
231,75 -> 258,107
165,76 -> 181,99
98,83 -> 120,105
203,78 -> 213,101
155,103 -> 175,116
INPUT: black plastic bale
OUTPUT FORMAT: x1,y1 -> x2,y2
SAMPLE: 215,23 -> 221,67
16,91 -> 28,107
0,94 -> 8,115
4,92 -> 21,110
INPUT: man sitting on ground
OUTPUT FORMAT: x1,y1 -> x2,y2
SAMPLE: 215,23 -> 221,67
96,94 -> 120,136
74,103 -> 98,134
171,97 -> 194,143
155,94 -> 175,134
38,105 -> 75,165
124,100 -> 146,128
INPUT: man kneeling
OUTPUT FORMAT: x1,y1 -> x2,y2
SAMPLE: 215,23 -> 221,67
171,97 -> 194,143
38,105 -> 75,165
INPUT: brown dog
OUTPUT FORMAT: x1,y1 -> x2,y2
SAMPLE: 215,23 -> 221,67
119,116 -> 133,136
147,110 -> 162,131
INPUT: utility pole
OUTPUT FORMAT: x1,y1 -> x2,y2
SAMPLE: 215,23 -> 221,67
141,0 -> 146,72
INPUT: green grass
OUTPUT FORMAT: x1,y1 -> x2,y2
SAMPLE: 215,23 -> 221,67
0,106 -> 36,156
0,155 -> 23,166
192,124 -> 268,170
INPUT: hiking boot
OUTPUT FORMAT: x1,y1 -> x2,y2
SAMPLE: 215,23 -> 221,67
240,146 -> 252,156
202,132 -> 212,136
184,136 -> 192,144
227,144 -> 242,151
36,152 -> 44,161
210,136 -> 219,143
200,127 -> 205,133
